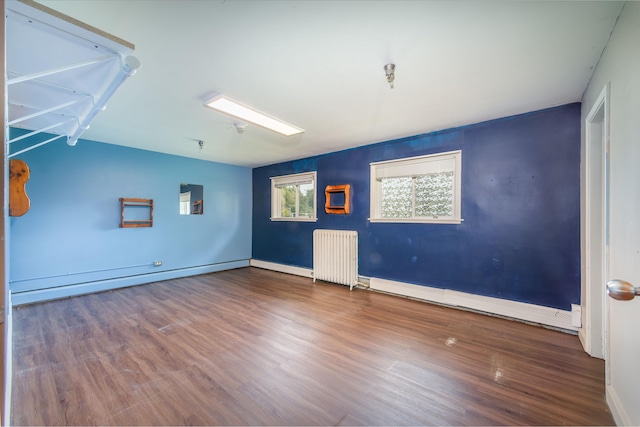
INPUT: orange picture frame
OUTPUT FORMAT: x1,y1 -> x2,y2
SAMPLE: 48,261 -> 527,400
324,184 -> 351,214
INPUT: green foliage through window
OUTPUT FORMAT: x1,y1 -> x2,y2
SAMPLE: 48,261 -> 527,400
271,172 -> 316,221
279,184 -> 314,218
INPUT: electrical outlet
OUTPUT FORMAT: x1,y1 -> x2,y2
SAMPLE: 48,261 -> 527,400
153,261 -> 162,267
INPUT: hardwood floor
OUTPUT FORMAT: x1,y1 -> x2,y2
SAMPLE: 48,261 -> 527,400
11,267 -> 613,426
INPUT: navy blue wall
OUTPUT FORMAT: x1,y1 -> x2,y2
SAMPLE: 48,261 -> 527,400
10,132 -> 252,300
253,104 -> 581,310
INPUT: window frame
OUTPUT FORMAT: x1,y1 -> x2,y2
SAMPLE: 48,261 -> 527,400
270,171 -> 318,222
369,150 -> 462,224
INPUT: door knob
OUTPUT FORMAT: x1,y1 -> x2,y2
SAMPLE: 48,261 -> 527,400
606,279 -> 640,301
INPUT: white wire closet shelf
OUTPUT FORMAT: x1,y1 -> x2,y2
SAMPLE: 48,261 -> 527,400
5,0 -> 140,158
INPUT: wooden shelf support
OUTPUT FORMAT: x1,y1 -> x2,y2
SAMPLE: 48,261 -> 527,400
120,197 -> 153,228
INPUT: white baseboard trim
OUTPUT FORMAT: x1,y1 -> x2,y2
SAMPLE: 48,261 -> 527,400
250,259 -> 313,278
370,277 -> 576,331
249,260 -> 575,331
578,326 -> 588,353
249,259 -> 372,285
12,260 -> 250,306
607,383 -> 629,426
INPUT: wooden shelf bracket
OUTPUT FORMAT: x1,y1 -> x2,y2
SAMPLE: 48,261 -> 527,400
120,198 -> 153,228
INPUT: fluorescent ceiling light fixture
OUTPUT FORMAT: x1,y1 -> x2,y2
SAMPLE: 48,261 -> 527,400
204,94 -> 304,136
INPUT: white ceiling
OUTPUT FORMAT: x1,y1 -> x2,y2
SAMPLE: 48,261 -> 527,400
34,0 -> 623,168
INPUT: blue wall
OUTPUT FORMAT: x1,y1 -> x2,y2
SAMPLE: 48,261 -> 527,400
10,132 -> 252,301
253,104 -> 581,310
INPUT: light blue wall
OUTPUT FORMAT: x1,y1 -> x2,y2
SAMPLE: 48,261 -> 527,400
9,132 -> 252,303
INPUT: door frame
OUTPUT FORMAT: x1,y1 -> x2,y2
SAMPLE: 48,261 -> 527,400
1,0 -> 8,422
581,83 -> 610,361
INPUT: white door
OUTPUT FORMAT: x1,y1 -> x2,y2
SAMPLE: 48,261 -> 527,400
581,4 -> 640,423
606,126 -> 640,424
603,35 -> 640,423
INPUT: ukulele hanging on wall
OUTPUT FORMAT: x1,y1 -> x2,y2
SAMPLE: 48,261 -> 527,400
9,159 -> 30,216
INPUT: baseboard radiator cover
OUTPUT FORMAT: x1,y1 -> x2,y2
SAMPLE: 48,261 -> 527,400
370,277 -> 576,332
11,260 -> 250,306
313,229 -> 358,290
249,260 -> 574,331
250,259 -> 313,278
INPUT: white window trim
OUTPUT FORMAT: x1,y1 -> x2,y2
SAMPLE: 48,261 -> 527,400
369,150 -> 463,224
270,171 -> 318,222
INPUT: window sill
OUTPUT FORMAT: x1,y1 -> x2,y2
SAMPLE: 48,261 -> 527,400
369,218 -> 463,224
270,217 -> 318,222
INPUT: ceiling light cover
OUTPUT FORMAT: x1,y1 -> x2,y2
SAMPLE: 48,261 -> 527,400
204,94 -> 304,136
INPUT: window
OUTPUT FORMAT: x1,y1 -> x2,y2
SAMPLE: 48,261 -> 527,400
271,172 -> 317,221
370,150 -> 462,223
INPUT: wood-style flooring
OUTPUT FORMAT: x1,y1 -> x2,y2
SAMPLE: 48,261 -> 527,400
11,267 -> 613,426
